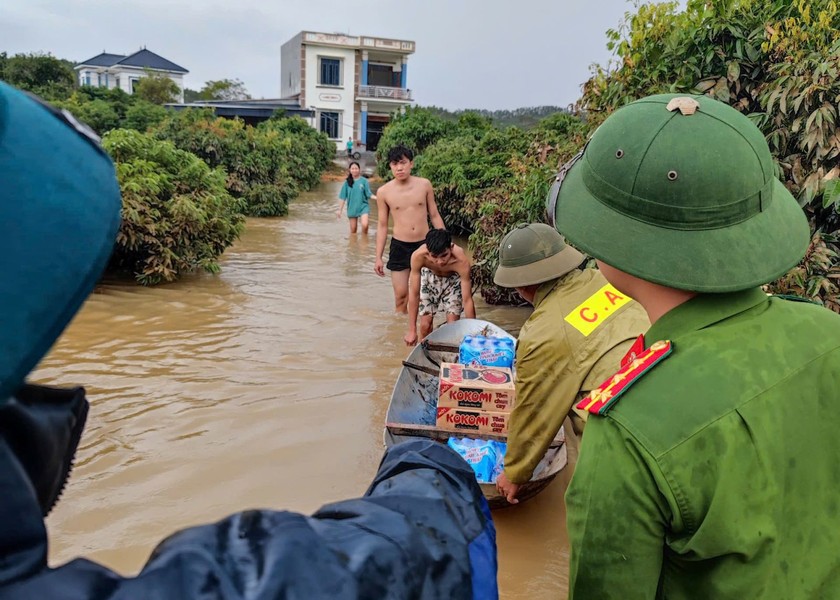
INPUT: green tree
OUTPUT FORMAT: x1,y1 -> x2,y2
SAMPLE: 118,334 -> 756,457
134,71 -> 181,104
197,78 -> 251,101
0,52 -> 76,100
102,129 -> 245,285
123,100 -> 169,132
183,88 -> 202,103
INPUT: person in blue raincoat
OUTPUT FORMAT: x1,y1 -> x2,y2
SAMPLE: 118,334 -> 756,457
0,81 -> 498,600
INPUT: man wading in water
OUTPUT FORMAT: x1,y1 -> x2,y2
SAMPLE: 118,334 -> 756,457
404,228 -> 476,346
373,144 -> 444,313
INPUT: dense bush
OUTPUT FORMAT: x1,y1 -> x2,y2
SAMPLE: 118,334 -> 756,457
375,106 -> 457,176
153,111 -> 331,216
52,86 -> 169,135
260,116 -> 334,191
102,129 -> 245,285
0,52 -> 75,100
416,127 -> 530,235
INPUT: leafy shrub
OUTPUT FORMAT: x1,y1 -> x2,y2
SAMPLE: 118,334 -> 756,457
0,52 -> 75,100
259,116 -> 334,191
153,111 -> 331,216
52,86 -> 170,135
123,101 -> 169,132
375,106 -> 457,176
102,129 -> 245,285
245,182 -> 299,217
416,127 -> 530,236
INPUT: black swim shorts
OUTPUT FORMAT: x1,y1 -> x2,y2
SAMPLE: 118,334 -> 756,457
386,238 -> 425,272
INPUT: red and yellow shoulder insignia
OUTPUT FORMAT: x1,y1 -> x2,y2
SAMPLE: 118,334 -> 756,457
576,340 -> 673,416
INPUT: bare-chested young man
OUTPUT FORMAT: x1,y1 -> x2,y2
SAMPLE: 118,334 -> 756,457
373,144 -> 445,312
404,229 -> 476,346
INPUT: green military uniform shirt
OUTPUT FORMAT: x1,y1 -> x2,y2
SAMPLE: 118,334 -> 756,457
566,289 -> 840,599
504,268 -> 649,484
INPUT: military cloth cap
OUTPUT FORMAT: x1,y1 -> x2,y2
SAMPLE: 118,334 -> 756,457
552,93 -> 810,292
494,223 -> 583,288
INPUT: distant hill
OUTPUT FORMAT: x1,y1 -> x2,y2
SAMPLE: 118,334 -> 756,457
424,105 -> 571,129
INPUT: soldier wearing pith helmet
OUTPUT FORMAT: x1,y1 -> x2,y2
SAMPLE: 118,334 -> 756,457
552,93 -> 840,599
491,223 -> 648,505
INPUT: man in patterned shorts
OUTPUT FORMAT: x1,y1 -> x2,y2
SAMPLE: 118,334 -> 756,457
404,229 -> 476,345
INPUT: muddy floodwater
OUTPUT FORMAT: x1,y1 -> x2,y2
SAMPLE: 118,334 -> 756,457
35,181 -> 576,599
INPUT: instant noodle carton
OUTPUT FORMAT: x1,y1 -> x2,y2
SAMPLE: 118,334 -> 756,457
436,406 -> 510,435
437,362 -> 516,412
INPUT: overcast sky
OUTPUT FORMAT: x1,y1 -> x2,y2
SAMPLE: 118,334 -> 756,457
1,0 -> 640,110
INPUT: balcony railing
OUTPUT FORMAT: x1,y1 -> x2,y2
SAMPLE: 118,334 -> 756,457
358,85 -> 413,101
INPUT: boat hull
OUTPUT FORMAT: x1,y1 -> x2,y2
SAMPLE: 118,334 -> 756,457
384,318 -> 568,508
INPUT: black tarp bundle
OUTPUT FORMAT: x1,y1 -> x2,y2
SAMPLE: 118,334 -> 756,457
0,438 -> 498,599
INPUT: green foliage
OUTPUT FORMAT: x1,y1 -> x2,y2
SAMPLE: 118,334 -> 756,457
53,96 -> 120,135
387,109 -> 586,302
197,78 -> 251,101
133,71 -> 180,104
245,182 -> 298,217
258,116 -> 334,190
0,52 -> 76,100
153,111 -> 331,216
425,104 -> 573,129
579,0 -> 840,310
456,112 -> 494,138
52,86 -> 169,135
461,126 -> 588,304
102,129 -> 245,285
375,107 -> 457,176
771,231 -> 840,312
123,100 -> 168,132
416,128 -> 530,235
373,98 -> 591,302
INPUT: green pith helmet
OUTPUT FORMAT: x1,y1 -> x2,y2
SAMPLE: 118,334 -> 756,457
494,223 -> 584,288
552,93 -> 810,293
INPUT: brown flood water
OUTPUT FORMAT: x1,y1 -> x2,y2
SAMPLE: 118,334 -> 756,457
34,180 -> 576,599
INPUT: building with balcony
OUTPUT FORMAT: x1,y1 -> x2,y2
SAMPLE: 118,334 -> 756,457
280,31 -> 415,151
75,48 -> 188,103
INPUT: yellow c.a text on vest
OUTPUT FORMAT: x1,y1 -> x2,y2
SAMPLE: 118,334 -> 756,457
564,284 -> 632,336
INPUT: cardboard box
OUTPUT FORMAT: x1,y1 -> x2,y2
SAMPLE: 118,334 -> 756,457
436,407 -> 510,435
438,362 -> 516,411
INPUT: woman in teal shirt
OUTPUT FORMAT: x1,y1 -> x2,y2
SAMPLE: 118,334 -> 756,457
336,162 -> 375,234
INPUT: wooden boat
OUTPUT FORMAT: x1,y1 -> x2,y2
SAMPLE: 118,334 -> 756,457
384,318 -> 568,509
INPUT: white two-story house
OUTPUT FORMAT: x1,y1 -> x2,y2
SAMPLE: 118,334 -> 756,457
75,49 -> 188,102
280,31 -> 415,151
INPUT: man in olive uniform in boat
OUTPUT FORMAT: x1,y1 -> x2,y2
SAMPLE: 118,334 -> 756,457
552,94 -> 840,598
492,223 -> 649,504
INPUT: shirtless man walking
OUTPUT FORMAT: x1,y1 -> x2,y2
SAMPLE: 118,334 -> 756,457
374,144 -> 445,313
404,229 -> 475,346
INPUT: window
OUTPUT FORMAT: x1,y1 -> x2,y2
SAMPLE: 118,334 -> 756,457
368,64 -> 398,87
130,77 -> 140,94
320,111 -> 340,139
319,57 -> 341,86
83,72 -> 91,86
